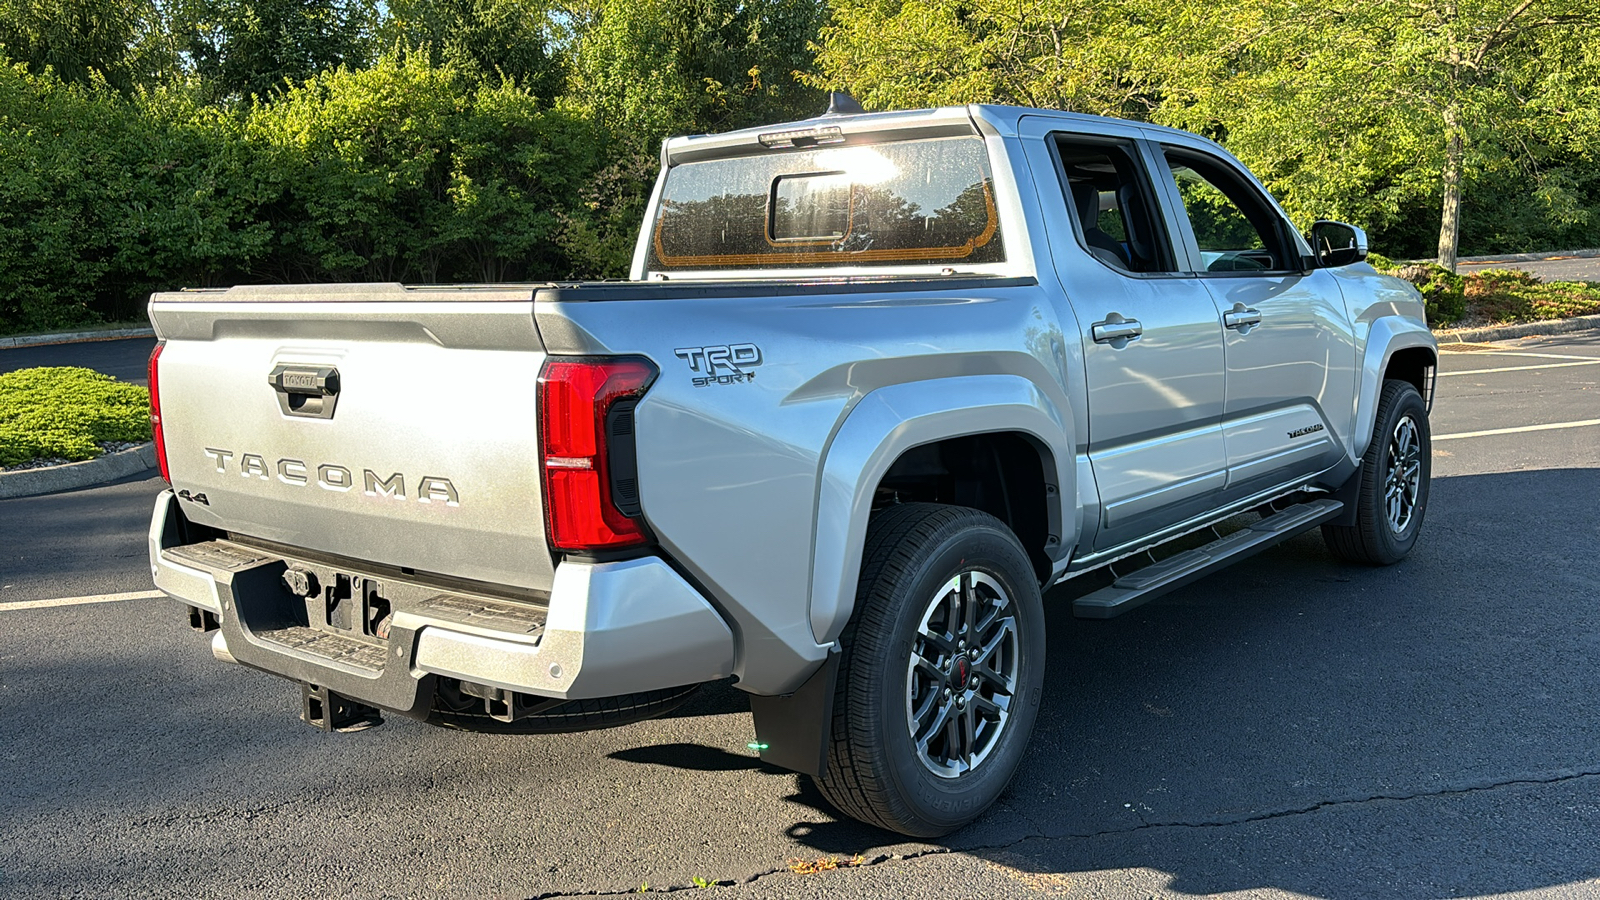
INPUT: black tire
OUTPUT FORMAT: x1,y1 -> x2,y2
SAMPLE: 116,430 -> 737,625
427,681 -> 702,734
817,503 -> 1046,837
1322,379 -> 1431,565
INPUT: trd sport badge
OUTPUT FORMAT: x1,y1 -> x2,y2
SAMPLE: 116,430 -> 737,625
674,343 -> 763,387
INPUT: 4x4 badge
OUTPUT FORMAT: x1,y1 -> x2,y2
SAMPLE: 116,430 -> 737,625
675,343 -> 763,387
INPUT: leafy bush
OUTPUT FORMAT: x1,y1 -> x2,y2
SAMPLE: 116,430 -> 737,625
0,366 -> 150,466
1394,263 -> 1467,325
249,56 -> 598,284
1464,269 -> 1600,323
0,56 -> 606,332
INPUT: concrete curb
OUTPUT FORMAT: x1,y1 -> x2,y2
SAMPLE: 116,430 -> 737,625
0,443 -> 157,500
1455,248 -> 1600,266
1435,312 -> 1600,344
1399,248 -> 1600,267
0,327 -> 156,350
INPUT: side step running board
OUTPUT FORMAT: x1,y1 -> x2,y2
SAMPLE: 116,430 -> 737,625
1072,499 -> 1345,619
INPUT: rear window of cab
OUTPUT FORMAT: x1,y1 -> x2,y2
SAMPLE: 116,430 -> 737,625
646,136 -> 1005,272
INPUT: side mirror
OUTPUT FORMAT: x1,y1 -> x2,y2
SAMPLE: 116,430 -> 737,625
1307,220 -> 1368,268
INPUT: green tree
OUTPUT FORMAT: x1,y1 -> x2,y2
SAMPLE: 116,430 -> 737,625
558,0 -> 825,275
815,0 -> 1600,265
567,0 -> 823,138
0,0 -> 174,91
0,61 -> 121,330
177,0 -> 377,100
0,61 -> 277,331
381,0 -> 563,98
812,0 -> 1179,117
1158,0 -> 1600,270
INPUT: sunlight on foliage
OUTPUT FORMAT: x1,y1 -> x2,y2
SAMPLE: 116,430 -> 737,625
0,367 -> 149,466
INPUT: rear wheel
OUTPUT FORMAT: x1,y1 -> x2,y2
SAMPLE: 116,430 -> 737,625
818,503 -> 1045,837
1323,379 -> 1431,564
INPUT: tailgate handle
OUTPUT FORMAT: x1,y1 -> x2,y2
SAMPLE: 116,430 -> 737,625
268,365 -> 341,419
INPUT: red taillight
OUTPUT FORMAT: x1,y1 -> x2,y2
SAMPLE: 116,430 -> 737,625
147,341 -> 170,483
538,356 -> 657,552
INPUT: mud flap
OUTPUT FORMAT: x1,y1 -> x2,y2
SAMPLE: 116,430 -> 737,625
747,646 -> 839,778
1329,467 -> 1363,527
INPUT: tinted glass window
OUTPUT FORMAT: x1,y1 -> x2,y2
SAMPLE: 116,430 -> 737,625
1053,138 -> 1174,274
1162,150 -> 1291,272
771,173 -> 851,242
647,137 -> 1004,271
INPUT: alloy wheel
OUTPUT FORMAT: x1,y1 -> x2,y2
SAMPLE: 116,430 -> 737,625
905,571 -> 1020,778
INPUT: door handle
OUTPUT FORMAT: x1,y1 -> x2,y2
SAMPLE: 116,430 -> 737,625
1223,305 -> 1262,331
1092,316 -> 1143,346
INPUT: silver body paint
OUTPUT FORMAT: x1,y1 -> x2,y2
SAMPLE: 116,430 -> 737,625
148,105 -> 1434,702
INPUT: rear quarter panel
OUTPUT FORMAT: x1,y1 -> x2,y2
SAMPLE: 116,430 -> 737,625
536,283 -> 1074,694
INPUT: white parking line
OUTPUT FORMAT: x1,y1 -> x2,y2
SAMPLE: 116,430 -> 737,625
1440,360 -> 1600,377
0,589 -> 164,612
1459,350 -> 1600,361
1434,419 -> 1600,442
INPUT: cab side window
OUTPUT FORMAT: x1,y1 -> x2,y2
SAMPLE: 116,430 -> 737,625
1162,148 -> 1295,273
1054,137 -> 1176,275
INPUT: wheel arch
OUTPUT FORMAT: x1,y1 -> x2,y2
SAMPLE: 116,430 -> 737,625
808,375 -> 1073,646
1351,318 -> 1437,464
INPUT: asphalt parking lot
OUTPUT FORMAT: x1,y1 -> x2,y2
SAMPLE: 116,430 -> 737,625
1458,254 -> 1600,283
0,335 -> 158,384
2,332 -> 1598,899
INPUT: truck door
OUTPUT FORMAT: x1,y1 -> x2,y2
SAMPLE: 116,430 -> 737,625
1021,121 -> 1230,554
1150,145 -> 1358,500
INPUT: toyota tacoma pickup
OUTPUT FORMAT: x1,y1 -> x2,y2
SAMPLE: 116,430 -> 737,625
146,98 -> 1437,837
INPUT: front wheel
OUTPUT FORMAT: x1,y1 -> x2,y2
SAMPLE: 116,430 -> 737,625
817,503 -> 1046,837
1322,379 -> 1431,565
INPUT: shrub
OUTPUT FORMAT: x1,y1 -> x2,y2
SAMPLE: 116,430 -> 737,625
1394,263 -> 1467,325
1464,268 -> 1600,323
0,366 -> 150,466
0,55 -> 606,333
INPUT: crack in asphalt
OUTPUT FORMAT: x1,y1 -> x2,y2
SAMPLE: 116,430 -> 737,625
1073,770 -> 1600,839
530,770 -> 1600,898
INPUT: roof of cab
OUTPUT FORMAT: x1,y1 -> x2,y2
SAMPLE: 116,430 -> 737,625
661,103 -> 1222,166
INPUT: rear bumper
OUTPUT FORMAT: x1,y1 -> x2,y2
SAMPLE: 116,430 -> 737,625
148,491 -> 736,713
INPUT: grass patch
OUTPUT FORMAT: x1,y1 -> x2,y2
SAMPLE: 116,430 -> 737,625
0,367 -> 150,467
1462,269 -> 1600,324
1378,263 -> 1600,328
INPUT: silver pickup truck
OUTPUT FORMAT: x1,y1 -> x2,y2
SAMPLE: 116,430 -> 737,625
146,99 -> 1436,837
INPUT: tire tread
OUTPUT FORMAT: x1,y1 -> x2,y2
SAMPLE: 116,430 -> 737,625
817,502 -> 1030,836
1322,379 -> 1429,565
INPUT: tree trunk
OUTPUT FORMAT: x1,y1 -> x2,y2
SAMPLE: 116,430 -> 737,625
1436,102 -> 1464,272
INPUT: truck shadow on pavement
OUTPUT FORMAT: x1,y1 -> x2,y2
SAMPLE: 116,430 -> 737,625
610,741 -> 788,775
610,467 -> 1600,898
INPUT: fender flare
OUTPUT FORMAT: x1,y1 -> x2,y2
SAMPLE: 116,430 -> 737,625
807,374 -> 1074,646
1350,318 -> 1438,464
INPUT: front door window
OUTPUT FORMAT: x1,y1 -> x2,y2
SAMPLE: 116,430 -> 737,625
1163,152 -> 1293,274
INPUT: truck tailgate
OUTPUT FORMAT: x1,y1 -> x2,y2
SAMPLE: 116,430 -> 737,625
149,283 -> 554,593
